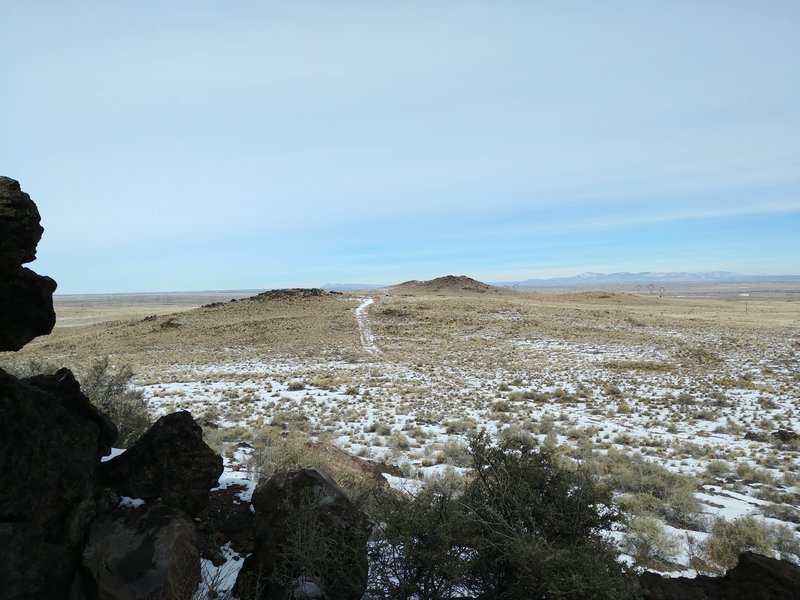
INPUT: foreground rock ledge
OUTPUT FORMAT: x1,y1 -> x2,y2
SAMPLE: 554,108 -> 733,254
83,504 -> 200,600
0,368 -> 118,598
640,551 -> 800,599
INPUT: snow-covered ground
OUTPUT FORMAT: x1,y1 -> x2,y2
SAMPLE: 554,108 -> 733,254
127,295 -> 799,582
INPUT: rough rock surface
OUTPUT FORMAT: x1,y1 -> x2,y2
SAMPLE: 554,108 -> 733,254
0,176 -> 43,266
234,468 -> 371,600
0,367 -> 118,599
100,411 -> 223,516
83,504 -> 200,600
640,551 -> 800,599
251,287 -> 328,301
196,483 -> 255,562
0,176 -> 57,350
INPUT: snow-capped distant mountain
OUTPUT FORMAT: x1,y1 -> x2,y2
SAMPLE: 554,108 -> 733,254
492,272 -> 800,287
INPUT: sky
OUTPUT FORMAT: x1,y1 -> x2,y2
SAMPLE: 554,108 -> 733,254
2,1 -> 799,294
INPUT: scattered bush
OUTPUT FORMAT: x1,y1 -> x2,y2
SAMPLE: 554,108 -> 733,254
369,432 -> 639,599
247,428 -> 375,506
705,516 -> 773,570
591,450 -> 702,528
623,516 -> 681,566
80,357 -> 151,447
368,472 -> 471,600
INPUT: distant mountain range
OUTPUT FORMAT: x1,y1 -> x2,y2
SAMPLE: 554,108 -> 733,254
323,272 -> 800,292
321,283 -> 387,292
492,272 -> 800,288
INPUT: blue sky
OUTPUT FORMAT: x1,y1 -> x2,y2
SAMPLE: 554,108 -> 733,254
2,1 -> 798,293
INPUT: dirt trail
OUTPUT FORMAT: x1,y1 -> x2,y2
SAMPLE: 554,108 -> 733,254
355,297 -> 380,355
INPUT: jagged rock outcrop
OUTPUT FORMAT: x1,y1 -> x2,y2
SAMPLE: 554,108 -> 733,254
234,468 -> 371,600
0,176 -> 57,350
0,176 -> 43,266
0,368 -> 118,599
99,411 -> 223,516
83,504 -> 200,600
0,178 -> 227,599
640,551 -> 800,599
251,288 -> 328,301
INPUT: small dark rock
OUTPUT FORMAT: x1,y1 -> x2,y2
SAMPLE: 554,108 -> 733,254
100,411 -> 223,516
772,429 -> 799,444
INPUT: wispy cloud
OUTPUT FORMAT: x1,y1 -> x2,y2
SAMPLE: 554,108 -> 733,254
4,1 -> 799,292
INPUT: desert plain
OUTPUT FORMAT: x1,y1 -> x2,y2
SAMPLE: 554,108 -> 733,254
2,275 -> 799,579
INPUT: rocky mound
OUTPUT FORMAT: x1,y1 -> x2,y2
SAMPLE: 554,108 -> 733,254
249,287 -> 330,301
391,274 -> 496,294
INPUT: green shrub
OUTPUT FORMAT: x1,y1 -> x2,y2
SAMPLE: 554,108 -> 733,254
369,432 -> 639,599
498,424 -> 536,448
368,472 -> 472,600
247,429 -> 318,481
80,357 -> 151,447
491,400 -> 511,413
438,439 -> 472,467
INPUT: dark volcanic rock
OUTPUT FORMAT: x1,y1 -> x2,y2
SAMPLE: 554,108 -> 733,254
0,367 -> 118,599
251,287 -> 327,301
0,176 -> 43,267
83,504 -> 200,600
640,552 -> 800,599
196,483 -> 255,558
772,429 -> 799,444
0,176 -> 56,351
100,411 -> 223,516
0,265 -> 57,351
234,468 -> 371,600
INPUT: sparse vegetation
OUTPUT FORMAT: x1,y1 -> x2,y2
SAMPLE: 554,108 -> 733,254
76,357 -> 151,447
623,516 -> 682,567
6,284 -> 800,578
368,432 -> 639,599
705,515 -> 800,571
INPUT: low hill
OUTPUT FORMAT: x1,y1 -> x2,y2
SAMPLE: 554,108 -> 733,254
389,275 -> 499,295
16,287 -> 365,371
